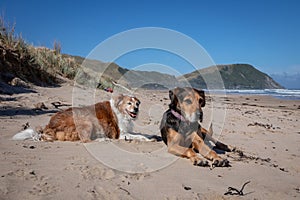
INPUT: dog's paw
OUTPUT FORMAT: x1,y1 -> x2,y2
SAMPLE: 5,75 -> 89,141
196,160 -> 209,167
227,145 -> 236,152
212,158 -> 230,167
191,157 -> 209,167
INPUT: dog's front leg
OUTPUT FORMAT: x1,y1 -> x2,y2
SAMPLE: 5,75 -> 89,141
199,126 -> 235,152
192,132 -> 229,167
167,129 -> 208,166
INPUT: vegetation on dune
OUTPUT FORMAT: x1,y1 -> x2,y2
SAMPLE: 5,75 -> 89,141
0,16 -> 80,86
0,16 -> 120,93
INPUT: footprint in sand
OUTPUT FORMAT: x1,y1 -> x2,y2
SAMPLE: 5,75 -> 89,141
0,180 -> 9,196
6,168 -> 36,181
3,168 -> 58,196
64,162 -> 116,181
28,175 -> 58,196
80,166 -> 115,180
87,185 -> 119,200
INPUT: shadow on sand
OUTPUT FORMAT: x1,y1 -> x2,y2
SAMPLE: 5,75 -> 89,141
0,106 -> 57,117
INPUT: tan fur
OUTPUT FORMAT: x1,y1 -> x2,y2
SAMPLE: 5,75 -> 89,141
160,87 -> 233,167
172,87 -> 205,122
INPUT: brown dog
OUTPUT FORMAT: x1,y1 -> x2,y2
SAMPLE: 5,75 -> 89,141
42,94 -> 141,142
160,87 -> 233,167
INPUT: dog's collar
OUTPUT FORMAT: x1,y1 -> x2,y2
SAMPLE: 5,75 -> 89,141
171,109 -> 187,122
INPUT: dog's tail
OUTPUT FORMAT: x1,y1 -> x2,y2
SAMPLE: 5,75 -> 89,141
12,128 -> 40,141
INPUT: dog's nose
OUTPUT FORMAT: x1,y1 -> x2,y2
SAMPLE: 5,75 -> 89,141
134,107 -> 139,112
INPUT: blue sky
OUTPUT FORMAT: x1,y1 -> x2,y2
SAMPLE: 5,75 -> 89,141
1,0 -> 300,78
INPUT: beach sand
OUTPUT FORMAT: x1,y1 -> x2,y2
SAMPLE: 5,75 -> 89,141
1,82 -> 300,200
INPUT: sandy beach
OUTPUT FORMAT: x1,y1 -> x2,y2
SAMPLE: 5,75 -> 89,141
1,82 -> 300,200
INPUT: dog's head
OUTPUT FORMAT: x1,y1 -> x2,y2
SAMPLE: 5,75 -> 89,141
169,87 -> 205,122
113,94 -> 141,119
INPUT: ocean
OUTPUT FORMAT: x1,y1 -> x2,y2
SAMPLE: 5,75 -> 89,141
207,89 -> 300,100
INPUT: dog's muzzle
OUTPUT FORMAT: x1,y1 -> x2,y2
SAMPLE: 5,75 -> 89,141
126,109 -> 138,118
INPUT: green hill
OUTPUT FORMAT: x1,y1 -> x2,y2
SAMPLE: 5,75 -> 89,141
179,64 -> 283,89
62,53 -> 178,89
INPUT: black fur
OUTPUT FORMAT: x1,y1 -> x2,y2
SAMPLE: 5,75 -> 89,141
160,87 -> 205,145
160,109 -> 200,145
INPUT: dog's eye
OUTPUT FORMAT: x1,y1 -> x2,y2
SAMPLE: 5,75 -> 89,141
127,102 -> 132,106
184,99 -> 192,105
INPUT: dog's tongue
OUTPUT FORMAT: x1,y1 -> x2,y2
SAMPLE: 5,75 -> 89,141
129,112 -> 137,118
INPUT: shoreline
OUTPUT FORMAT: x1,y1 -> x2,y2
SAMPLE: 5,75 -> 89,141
212,93 -> 300,110
208,89 -> 300,101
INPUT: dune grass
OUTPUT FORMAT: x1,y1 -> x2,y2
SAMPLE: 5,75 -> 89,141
0,16 -> 80,86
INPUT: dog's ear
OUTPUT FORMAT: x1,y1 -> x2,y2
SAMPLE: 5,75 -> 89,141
169,88 -> 187,109
194,88 -> 206,107
169,90 -> 175,102
113,94 -> 124,107
169,89 -> 178,109
134,97 -> 141,106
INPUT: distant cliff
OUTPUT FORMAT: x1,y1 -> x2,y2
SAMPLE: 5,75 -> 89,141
179,64 -> 283,89
73,59 -> 283,90
69,56 -> 179,89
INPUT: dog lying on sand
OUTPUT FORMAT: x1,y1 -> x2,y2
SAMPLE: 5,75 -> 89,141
13,94 -> 153,142
160,87 -> 234,167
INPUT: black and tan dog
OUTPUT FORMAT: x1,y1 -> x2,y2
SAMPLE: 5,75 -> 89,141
160,87 -> 233,167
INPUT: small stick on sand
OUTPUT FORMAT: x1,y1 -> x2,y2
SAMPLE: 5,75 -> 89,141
224,181 -> 251,196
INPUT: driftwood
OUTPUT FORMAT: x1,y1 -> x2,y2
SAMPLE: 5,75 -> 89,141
224,181 -> 251,196
228,149 -> 289,173
247,122 -> 280,130
34,102 -> 48,110
51,101 -> 71,109
229,149 -> 271,163
248,122 -> 273,129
